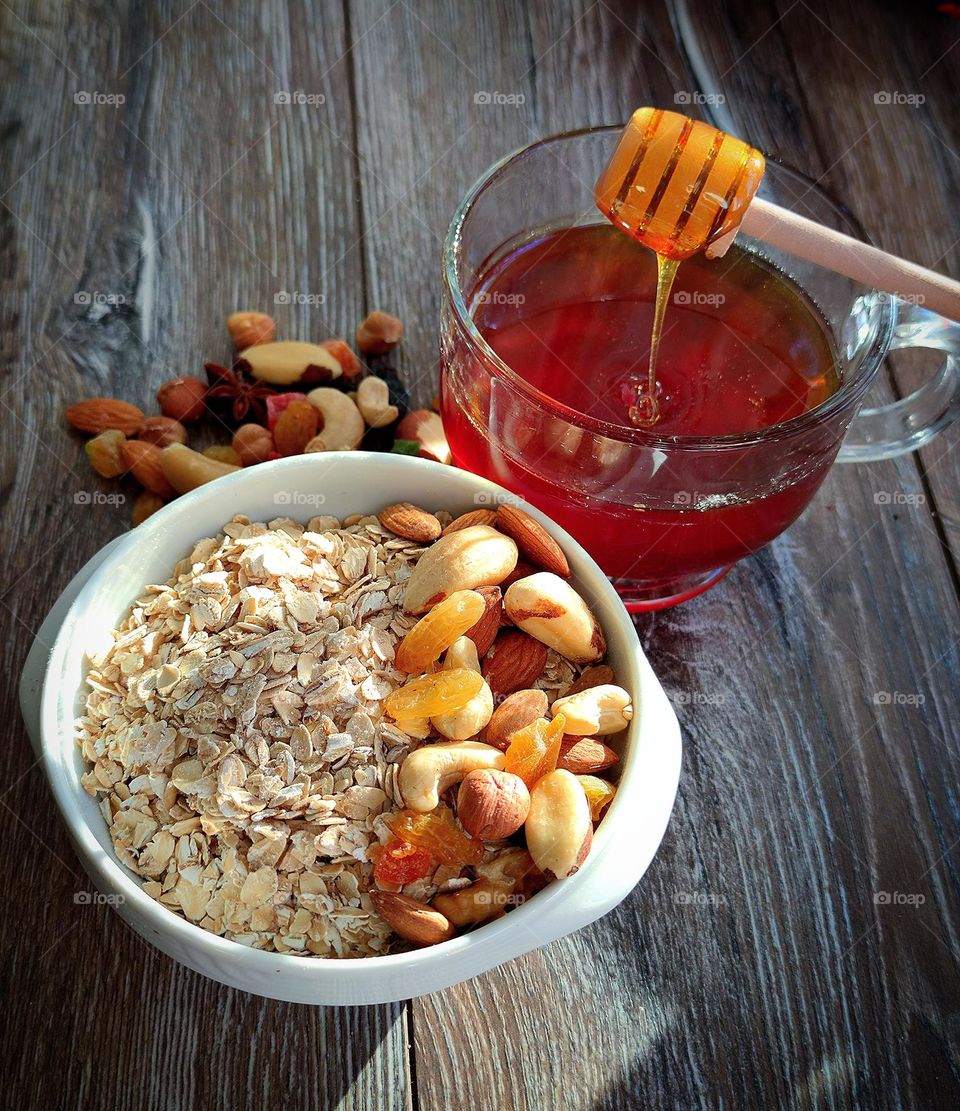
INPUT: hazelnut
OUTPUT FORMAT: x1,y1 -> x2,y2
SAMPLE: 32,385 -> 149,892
457,768 -> 530,841
137,415 -> 188,447
227,311 -> 275,350
356,310 -> 404,354
157,376 -> 207,423
231,423 -> 274,466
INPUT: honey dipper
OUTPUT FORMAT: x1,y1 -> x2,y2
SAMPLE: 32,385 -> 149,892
596,107 -> 960,323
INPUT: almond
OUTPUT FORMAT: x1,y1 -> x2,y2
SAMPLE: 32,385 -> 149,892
482,631 -> 548,696
564,665 -> 616,697
65,398 -> 144,436
379,502 -> 442,543
501,557 -> 538,591
273,399 -> 319,456
495,504 -> 570,577
484,688 -> 549,750
456,769 -> 530,840
441,509 -> 498,536
369,891 -> 455,946
464,586 -> 502,657
121,440 -> 176,498
556,737 -> 620,775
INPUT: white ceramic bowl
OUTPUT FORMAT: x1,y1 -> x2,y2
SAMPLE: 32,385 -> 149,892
19,452 -> 680,1005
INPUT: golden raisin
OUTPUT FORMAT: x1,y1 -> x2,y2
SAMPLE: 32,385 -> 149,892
503,713 -> 566,788
577,775 -> 617,822
385,669 -> 485,720
84,429 -> 127,478
395,590 -> 487,674
388,807 -> 483,866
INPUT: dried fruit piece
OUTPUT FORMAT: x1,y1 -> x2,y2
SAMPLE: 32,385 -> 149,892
464,585 -> 502,658
389,807 -> 483,866
441,509 -> 499,536
227,311 -> 275,349
203,445 -> 242,466
157,376 -> 207,422
457,769 -> 530,840
273,399 -> 320,455
557,737 -> 620,775
138,416 -> 188,447
395,590 -> 487,674
482,630 -> 548,696
370,891 -> 455,945
84,429 -> 127,477
495,504 -> 570,577
432,637 -> 494,740
265,391 -> 308,431
65,398 -> 144,436
379,502 -> 443,543
385,668 -> 484,720
232,423 -> 274,465
319,339 -> 363,380
577,775 -> 617,822
372,839 -> 434,886
131,491 -> 165,526
356,309 -> 404,353
503,713 -> 566,788
564,665 -> 616,697
484,688 -> 549,751
120,440 -> 176,498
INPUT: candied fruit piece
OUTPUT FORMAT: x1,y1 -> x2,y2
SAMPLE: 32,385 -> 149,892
503,713 -> 566,788
578,775 -> 617,822
389,807 -> 483,866
385,669 -> 484,720
395,590 -> 487,674
373,839 -> 434,886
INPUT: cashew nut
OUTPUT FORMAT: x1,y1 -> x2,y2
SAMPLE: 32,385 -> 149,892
356,376 -> 399,428
432,637 -> 494,741
398,740 -> 504,812
504,572 -> 605,663
550,684 -> 633,736
305,387 -> 366,450
525,769 -> 593,880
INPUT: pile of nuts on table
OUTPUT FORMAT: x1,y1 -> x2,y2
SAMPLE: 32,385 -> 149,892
77,498 -> 631,955
64,310 -> 449,527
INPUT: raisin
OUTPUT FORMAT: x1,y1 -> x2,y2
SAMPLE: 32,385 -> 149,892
503,713 -> 566,788
395,590 -> 487,674
385,668 -> 484,720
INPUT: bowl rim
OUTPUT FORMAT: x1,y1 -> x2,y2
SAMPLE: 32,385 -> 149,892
39,451 -> 678,982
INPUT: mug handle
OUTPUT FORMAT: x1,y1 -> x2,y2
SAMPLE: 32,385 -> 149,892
837,303 -> 960,462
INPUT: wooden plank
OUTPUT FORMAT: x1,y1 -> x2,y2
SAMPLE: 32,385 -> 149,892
0,2 -> 409,1107
345,2 -> 960,1108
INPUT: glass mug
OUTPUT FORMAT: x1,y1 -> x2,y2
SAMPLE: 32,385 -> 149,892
439,126 -> 960,611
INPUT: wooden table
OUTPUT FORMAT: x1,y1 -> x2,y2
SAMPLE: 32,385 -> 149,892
3,2 -> 959,1107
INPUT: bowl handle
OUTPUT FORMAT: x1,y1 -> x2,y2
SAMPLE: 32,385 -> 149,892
18,537 -> 126,756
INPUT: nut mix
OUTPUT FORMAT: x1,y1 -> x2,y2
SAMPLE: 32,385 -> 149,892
76,501 -> 632,955
63,309 -> 445,527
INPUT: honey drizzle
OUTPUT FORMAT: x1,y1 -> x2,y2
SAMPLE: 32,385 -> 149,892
628,253 -> 680,427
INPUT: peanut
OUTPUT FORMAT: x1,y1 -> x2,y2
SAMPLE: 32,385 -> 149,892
550,684 -> 633,736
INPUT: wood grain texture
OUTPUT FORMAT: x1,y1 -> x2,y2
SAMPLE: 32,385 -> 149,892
2,1 -> 959,1109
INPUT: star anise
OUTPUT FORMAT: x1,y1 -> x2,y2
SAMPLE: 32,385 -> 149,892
204,360 -> 274,424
